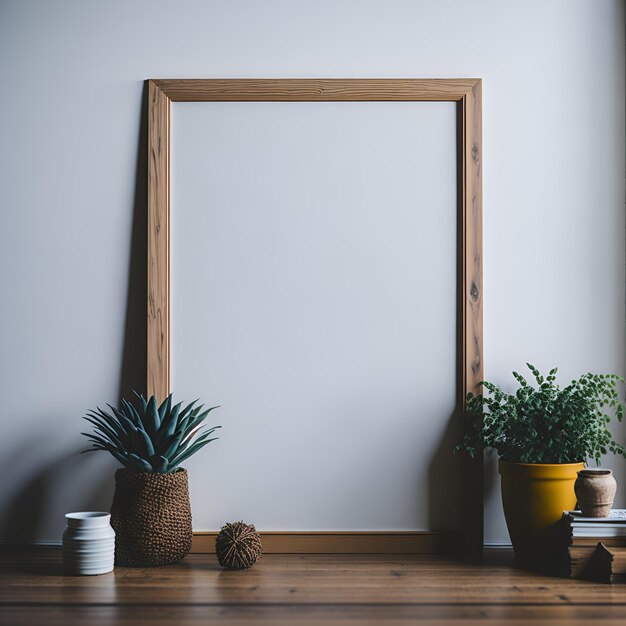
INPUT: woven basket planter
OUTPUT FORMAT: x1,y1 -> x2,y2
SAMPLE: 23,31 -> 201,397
110,469 -> 192,566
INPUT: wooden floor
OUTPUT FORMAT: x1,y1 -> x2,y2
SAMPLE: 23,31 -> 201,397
2,547 -> 626,625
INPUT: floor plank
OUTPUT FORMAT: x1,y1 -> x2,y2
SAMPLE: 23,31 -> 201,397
1,547 -> 626,624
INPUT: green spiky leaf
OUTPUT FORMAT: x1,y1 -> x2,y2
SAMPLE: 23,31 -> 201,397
168,438 -> 219,470
144,396 -> 160,437
158,402 -> 183,441
128,453 -> 153,472
81,392 -> 221,473
158,395 -> 173,422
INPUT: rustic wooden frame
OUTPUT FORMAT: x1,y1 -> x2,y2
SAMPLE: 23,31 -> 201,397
147,79 -> 483,553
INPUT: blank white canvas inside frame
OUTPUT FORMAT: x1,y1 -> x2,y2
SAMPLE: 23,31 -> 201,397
171,101 -> 459,531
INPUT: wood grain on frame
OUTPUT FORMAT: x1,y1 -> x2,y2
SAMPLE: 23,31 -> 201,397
150,78 -> 479,102
460,80 -> 484,552
146,78 -> 483,552
147,81 -> 170,401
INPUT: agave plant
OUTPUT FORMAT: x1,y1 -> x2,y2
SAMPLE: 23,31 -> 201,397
81,392 -> 220,473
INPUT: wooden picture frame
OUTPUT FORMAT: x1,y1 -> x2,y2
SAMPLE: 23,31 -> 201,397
147,79 -> 483,552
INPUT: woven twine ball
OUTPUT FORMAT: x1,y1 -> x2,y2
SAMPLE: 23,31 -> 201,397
215,521 -> 263,570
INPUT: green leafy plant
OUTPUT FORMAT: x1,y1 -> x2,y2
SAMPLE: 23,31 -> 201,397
82,392 -> 220,473
458,364 -> 626,465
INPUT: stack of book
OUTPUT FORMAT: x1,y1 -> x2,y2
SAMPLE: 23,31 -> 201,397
561,509 -> 626,582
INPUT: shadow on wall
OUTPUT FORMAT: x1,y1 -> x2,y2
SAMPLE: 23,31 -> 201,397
0,445 -> 115,543
483,448 -> 500,508
118,80 -> 148,399
1,83 -> 149,544
427,410 -> 463,532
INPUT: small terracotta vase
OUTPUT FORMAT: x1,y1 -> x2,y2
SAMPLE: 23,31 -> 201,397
574,469 -> 617,517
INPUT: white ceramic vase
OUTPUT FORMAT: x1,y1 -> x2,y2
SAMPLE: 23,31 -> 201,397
62,512 -> 115,575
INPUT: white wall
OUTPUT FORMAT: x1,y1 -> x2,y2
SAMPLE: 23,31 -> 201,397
0,0 -> 623,544
171,102 -> 459,530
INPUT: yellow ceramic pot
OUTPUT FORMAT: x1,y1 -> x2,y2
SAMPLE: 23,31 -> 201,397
499,460 -> 584,559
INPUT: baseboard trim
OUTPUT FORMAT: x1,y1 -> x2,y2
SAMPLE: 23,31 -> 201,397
191,531 -> 462,554
0,532 -> 464,555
